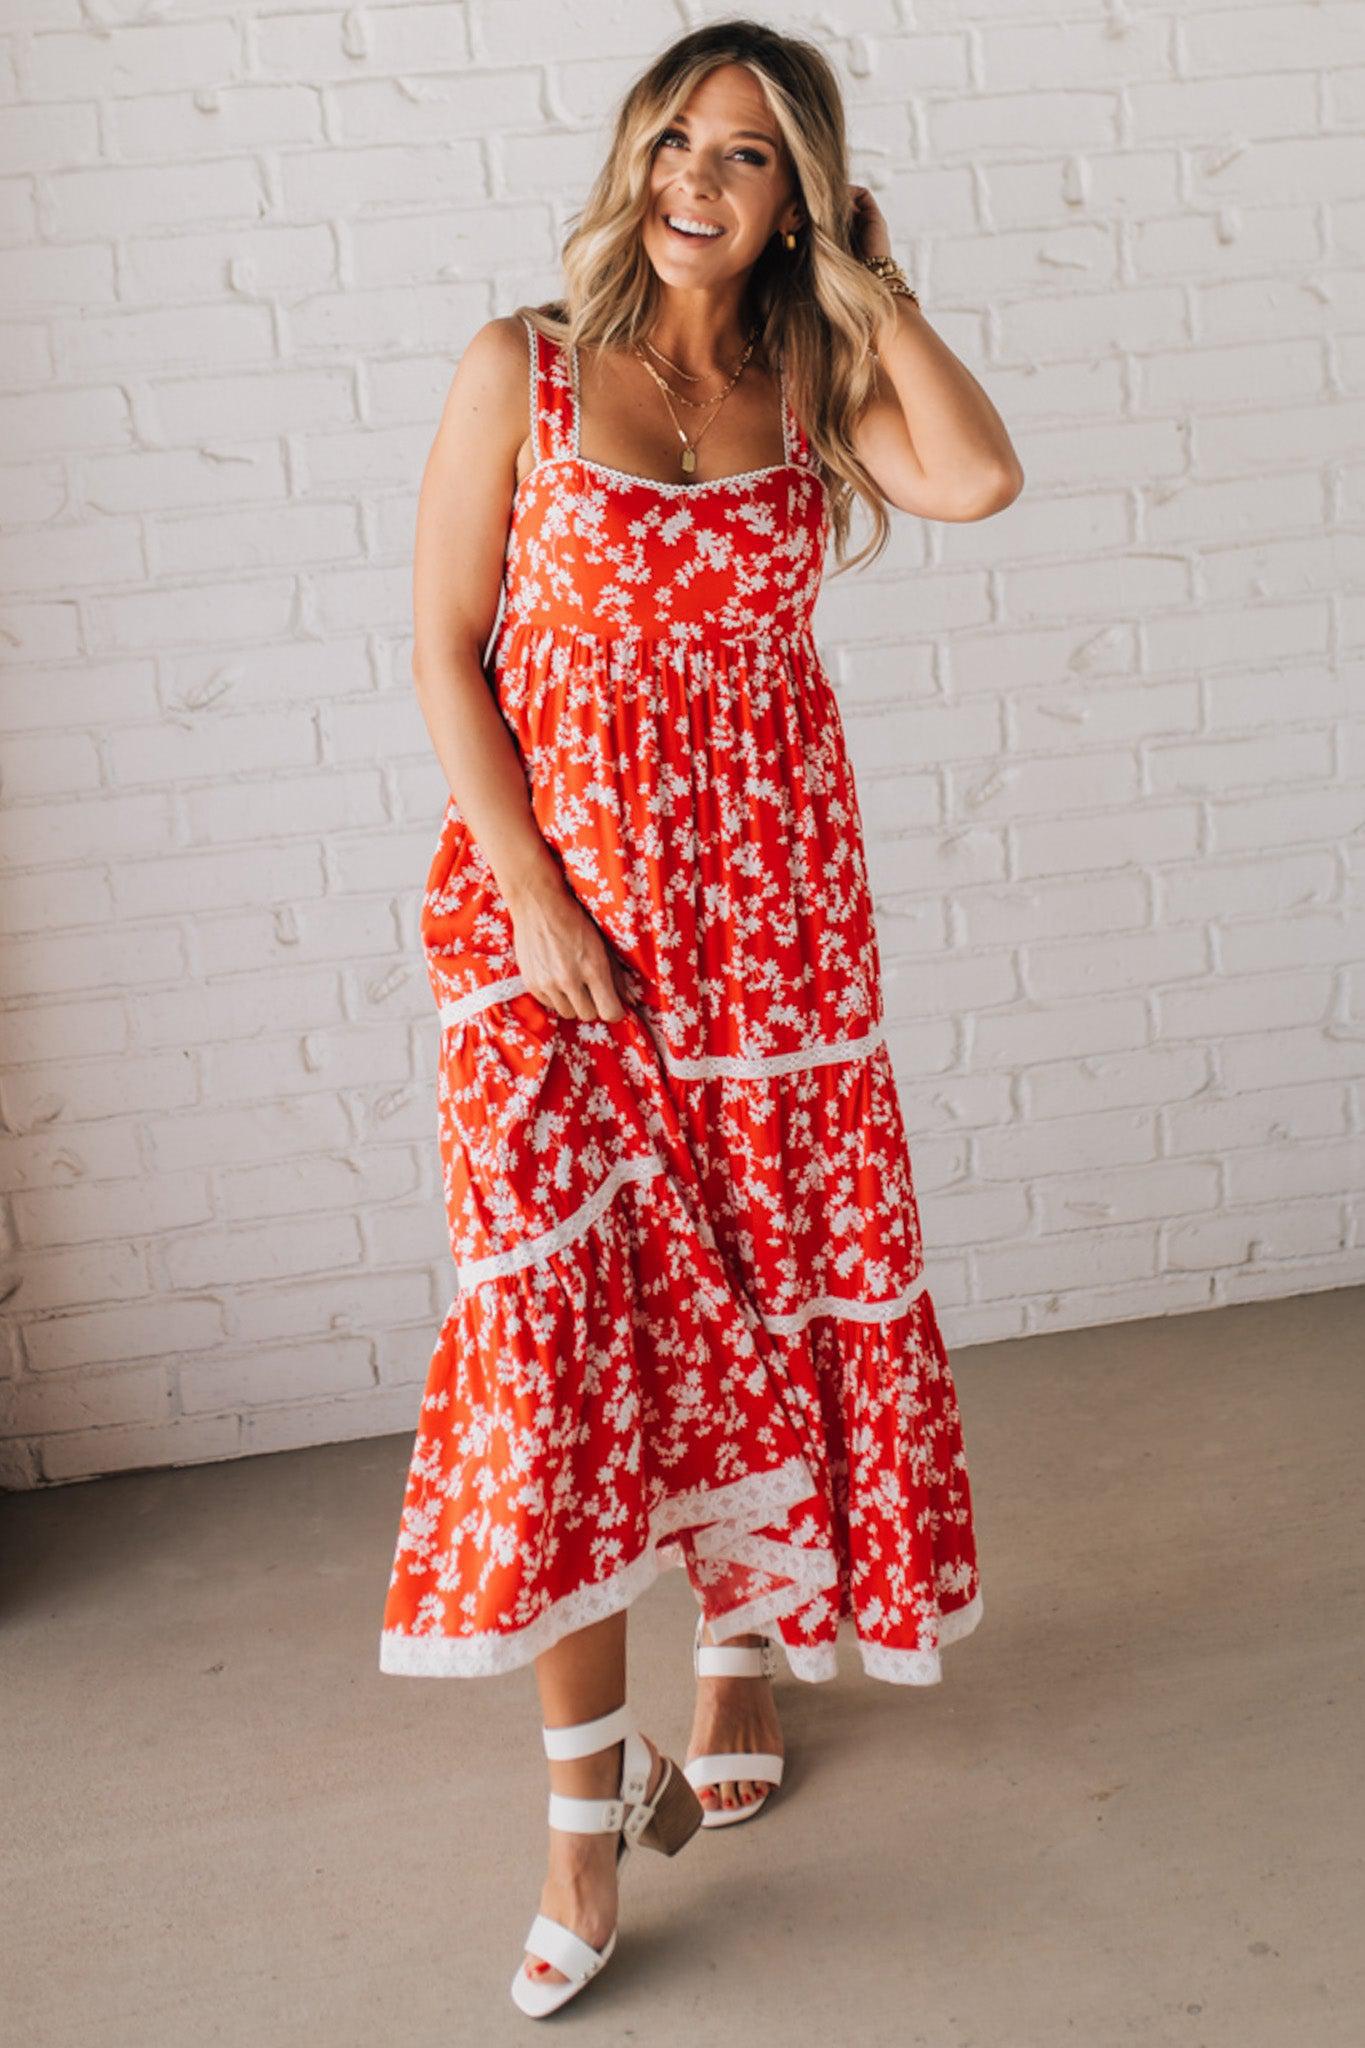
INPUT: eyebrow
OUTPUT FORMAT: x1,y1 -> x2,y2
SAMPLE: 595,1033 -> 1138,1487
667,114 -> 778,148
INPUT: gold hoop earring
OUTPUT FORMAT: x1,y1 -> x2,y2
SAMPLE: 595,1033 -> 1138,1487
783,229 -> 797,251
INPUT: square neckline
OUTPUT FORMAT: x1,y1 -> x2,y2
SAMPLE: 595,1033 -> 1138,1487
511,315 -> 827,511
567,334 -> 800,496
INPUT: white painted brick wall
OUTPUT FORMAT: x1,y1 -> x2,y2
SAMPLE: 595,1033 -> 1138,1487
1,0 -> 1362,1489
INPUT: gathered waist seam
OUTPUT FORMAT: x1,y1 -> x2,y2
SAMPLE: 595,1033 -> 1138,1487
493,620 -> 817,649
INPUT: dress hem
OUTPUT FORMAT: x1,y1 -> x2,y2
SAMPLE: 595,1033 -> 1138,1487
780,1589 -> 986,1685
380,1521 -> 984,1687
380,1452 -> 839,1678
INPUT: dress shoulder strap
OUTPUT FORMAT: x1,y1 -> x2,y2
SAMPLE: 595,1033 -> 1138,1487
522,314 -> 577,465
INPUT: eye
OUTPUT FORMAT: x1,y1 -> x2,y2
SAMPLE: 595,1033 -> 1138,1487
655,128 -> 768,167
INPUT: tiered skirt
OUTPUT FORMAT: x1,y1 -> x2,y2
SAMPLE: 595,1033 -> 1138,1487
379,623 -> 982,1682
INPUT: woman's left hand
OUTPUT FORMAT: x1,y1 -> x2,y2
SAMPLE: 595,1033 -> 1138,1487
848,183 -> 893,264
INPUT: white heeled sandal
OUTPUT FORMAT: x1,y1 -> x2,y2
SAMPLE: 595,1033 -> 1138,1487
683,1612 -> 786,1829
509,1700 -> 703,2019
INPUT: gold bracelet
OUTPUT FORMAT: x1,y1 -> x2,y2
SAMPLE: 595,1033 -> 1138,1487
861,251 -> 919,305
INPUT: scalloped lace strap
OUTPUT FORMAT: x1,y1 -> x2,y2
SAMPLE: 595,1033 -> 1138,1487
523,315 -> 576,464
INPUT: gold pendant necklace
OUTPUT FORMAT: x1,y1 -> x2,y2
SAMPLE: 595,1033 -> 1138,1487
632,327 -> 759,475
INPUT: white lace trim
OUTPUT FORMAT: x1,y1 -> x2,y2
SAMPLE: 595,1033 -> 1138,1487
639,1011 -> 886,1080
780,1590 -> 986,1687
649,1455 -> 819,1552
379,1457 -> 839,1679
439,974 -> 530,1028
453,1151 -> 663,1289
382,1546 -> 660,1678
516,447 -> 826,506
452,1147 -> 931,1331
523,309 -> 541,463
380,1571 -> 983,1687
759,1274 -> 928,1335
437,983 -> 882,1081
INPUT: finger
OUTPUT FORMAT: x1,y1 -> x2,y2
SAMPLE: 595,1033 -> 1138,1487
534,984 -> 580,1021
586,967 -> 626,1022
565,978 -> 606,1022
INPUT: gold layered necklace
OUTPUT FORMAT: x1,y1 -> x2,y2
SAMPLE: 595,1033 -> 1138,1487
640,333 -> 705,383
631,325 -> 760,475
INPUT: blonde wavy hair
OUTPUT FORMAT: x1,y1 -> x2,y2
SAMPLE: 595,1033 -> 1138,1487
515,17 -> 897,573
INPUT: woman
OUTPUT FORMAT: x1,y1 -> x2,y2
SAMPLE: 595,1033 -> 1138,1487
379,16 -> 1022,2018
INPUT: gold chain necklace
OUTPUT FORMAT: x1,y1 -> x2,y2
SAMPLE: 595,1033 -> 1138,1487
637,362 -> 729,412
640,334 -> 706,382
631,327 -> 759,474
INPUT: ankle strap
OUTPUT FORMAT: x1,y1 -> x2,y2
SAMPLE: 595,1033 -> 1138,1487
541,1701 -> 635,1761
692,1611 -> 777,1679
696,1640 -> 777,1679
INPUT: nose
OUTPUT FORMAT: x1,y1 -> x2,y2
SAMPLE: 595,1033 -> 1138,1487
674,155 -> 721,203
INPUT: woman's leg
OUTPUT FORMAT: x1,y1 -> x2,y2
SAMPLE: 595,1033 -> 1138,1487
685,1622 -> 785,1814
522,1608 -> 666,1987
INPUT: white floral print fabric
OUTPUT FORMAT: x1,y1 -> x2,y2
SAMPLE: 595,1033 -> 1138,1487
379,318 -> 983,1684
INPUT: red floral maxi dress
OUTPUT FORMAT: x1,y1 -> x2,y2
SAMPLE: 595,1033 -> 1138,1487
378,316 -> 983,1685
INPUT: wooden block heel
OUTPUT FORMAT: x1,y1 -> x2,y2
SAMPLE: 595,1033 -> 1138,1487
638,1756 -> 705,1855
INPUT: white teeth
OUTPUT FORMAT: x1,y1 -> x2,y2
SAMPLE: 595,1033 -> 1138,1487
666,215 -> 723,238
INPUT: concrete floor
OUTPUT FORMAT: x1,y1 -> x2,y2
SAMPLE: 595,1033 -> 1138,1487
3,1286 -> 1362,2048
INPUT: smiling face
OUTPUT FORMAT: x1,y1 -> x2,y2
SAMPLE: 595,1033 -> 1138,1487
642,62 -> 803,289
